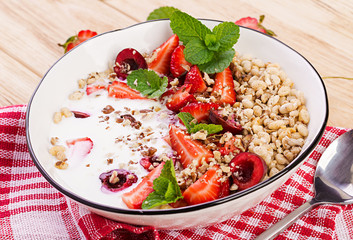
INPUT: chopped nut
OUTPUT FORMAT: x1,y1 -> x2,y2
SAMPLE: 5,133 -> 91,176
55,161 -> 68,170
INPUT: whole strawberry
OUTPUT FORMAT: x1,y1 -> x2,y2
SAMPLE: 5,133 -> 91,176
59,30 -> 98,53
235,15 -> 276,36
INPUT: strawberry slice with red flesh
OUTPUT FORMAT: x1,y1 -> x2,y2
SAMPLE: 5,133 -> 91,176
180,102 -> 219,122
77,30 -> 98,41
170,45 -> 192,78
169,124 -> 213,168
166,84 -> 196,112
60,30 -> 97,53
184,65 -> 207,94
229,152 -> 267,191
122,162 -> 165,209
219,136 -> 241,156
212,67 -> 236,105
66,137 -> 93,160
107,81 -> 145,99
86,83 -> 107,95
183,165 -> 223,205
235,17 -> 266,33
148,34 -> 179,75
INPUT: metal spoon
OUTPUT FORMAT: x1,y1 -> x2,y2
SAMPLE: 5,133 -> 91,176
256,129 -> 353,240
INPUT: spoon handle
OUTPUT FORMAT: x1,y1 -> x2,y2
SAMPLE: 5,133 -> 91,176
255,199 -> 321,240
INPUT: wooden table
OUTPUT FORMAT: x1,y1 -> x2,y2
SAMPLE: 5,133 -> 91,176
1,0 -> 352,128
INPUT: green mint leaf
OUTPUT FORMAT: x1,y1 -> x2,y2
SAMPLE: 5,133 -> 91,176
190,123 -> 223,135
198,48 -> 235,74
170,10 -> 211,44
177,112 -> 196,132
204,33 -> 220,51
213,22 -> 240,51
142,160 -> 183,209
147,6 -> 179,20
126,69 -> 168,98
184,38 -> 214,65
177,112 -> 223,135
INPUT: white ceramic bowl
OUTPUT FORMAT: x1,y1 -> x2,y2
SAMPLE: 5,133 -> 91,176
26,19 -> 328,229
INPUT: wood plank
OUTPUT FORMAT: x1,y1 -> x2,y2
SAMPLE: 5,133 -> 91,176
0,0 -> 136,85
0,51 -> 40,106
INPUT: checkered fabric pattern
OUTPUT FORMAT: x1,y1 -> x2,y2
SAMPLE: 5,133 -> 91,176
1,105 -> 352,240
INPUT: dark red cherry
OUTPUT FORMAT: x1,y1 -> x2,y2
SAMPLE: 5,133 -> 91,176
99,169 -> 138,192
209,109 -> 243,134
72,111 -> 90,118
229,152 -> 267,191
114,48 -> 147,79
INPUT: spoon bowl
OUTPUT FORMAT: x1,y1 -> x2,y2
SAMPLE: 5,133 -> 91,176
257,129 -> 353,239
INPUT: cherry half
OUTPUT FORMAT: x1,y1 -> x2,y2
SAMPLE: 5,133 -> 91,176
114,48 -> 147,79
209,109 -> 243,134
229,152 -> 267,191
99,169 -> 138,192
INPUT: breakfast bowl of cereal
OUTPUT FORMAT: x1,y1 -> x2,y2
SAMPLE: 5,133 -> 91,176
26,11 -> 328,229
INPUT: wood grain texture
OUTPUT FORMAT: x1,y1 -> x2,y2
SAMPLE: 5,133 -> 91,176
0,0 -> 352,128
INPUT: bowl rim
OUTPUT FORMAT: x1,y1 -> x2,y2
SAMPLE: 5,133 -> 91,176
26,18 -> 329,215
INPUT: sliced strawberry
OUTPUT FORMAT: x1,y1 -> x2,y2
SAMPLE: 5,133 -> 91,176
212,67 -> 236,105
122,162 -> 165,209
235,16 -> 276,36
140,157 -> 152,171
59,30 -> 97,53
180,102 -> 219,122
219,178 -> 230,198
77,30 -> 98,42
169,124 -> 213,168
148,34 -> 179,75
229,152 -> 267,191
107,81 -> 145,99
235,17 -> 266,33
65,41 -> 81,52
184,65 -> 207,94
182,165 -> 223,205
219,136 -> 241,156
86,83 -> 107,95
170,45 -> 192,78
162,135 -> 171,146
166,84 -> 196,112
66,137 -> 93,160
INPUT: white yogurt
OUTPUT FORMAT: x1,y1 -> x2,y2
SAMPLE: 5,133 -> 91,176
48,90 -> 175,208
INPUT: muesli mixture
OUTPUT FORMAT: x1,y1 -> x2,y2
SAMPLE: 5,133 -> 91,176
48,12 -> 309,210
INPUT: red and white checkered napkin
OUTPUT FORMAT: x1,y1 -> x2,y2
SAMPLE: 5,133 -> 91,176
1,105 -> 353,240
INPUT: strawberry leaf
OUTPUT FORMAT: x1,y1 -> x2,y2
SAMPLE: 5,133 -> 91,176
127,69 -> 168,98
147,6 -> 179,20
142,160 -> 182,209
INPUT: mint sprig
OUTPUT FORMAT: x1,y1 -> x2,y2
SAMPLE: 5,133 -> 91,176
177,112 -> 223,135
126,69 -> 168,98
170,10 -> 239,74
147,6 -> 179,20
141,159 -> 183,209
